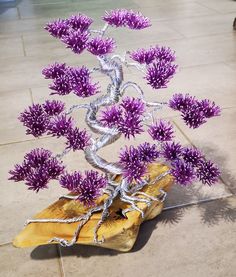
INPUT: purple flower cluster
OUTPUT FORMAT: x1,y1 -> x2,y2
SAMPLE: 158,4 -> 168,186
160,142 -> 220,186
148,120 -> 174,142
119,143 -> 159,182
42,63 -> 99,97
19,102 -> 90,151
100,97 -> 145,138
145,61 -> 177,90
60,170 -> 107,206
65,127 -> 90,151
45,14 -> 93,54
47,114 -> 74,137
9,148 -> 65,192
87,37 -> 115,56
169,93 -> 221,128
130,46 -> 175,65
103,9 -> 151,29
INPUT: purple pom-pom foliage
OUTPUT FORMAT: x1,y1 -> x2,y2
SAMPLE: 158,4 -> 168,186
103,9 -> 151,29
171,160 -> 195,186
68,66 -> 99,97
60,170 -> 107,206
148,120 -> 174,142
66,127 -> 91,151
9,148 -> 65,192
47,114 -> 74,137
169,93 -> 221,128
42,63 -> 99,97
130,46 -> 175,65
45,14 -> 93,54
61,30 -> 90,54
162,141 -> 183,161
100,97 -> 145,139
19,104 -> 50,137
196,160 -> 221,186
45,19 -> 69,38
145,61 -> 177,89
119,143 -> 159,182
43,100 -> 65,116
87,37 -> 115,56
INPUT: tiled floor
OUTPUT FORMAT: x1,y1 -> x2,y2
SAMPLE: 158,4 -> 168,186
0,0 -> 236,276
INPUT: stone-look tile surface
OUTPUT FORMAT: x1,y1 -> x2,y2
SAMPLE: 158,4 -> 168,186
0,8 -> 19,21
0,36 -> 24,59
173,108 -> 236,194
59,196 -> 236,277
163,13 -> 235,38
197,0 -> 236,14
0,244 -> 61,277
0,89 -> 32,144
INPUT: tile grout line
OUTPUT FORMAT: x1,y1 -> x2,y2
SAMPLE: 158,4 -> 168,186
16,7 -> 21,20
20,35 -> 27,57
172,119 -> 235,195
29,88 -> 34,104
57,245 -> 66,277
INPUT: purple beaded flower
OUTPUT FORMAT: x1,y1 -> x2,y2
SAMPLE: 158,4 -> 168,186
68,66 -> 99,97
61,30 -> 90,54
48,115 -> 73,137
145,61 -> 177,89
9,148 -> 64,192
182,147 -> 203,167
42,62 -> 67,79
182,106 -> 206,129
49,74 -> 72,95
118,114 -> 144,139
100,106 -> 122,127
45,19 -> 69,38
66,127 -> 90,151
155,46 -> 176,63
196,160 -> 220,185
198,99 -> 221,118
43,100 -> 65,116
60,171 -> 83,192
169,93 -> 195,112
102,9 -> 151,30
171,160 -> 195,186
130,47 -> 156,64
102,9 -> 128,27
119,146 -> 147,182
120,97 -> 145,115
87,37 -> 115,56
68,14 -> 93,32
77,170 -> 107,206
162,141 -> 183,161
138,142 -> 159,163
148,120 -> 174,142
19,104 -> 49,137
126,10 -> 151,30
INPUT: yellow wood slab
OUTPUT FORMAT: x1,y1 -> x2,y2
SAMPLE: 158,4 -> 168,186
13,163 -> 173,252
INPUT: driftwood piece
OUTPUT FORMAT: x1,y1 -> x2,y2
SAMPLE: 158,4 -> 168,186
13,163 -> 173,252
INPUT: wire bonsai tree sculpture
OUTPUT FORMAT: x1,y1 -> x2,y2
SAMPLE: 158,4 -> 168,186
9,9 -> 221,247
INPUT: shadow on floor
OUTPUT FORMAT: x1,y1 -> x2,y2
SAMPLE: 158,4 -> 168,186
30,195 -> 236,259
0,0 -> 22,15
30,144 -> 236,259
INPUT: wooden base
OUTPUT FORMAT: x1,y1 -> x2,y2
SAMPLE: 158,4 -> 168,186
13,163 -> 173,252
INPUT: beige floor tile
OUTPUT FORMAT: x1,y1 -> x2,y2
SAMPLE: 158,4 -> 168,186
59,196 -> 236,277
160,33 -> 236,68
133,0 -> 195,8
0,89 -> 32,145
197,0 -> 236,14
0,244 -> 61,277
140,2 -> 217,21
18,1 -> 139,20
0,36 -> 24,59
164,13 -> 235,38
173,108 -> 236,194
0,7 -> 19,21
